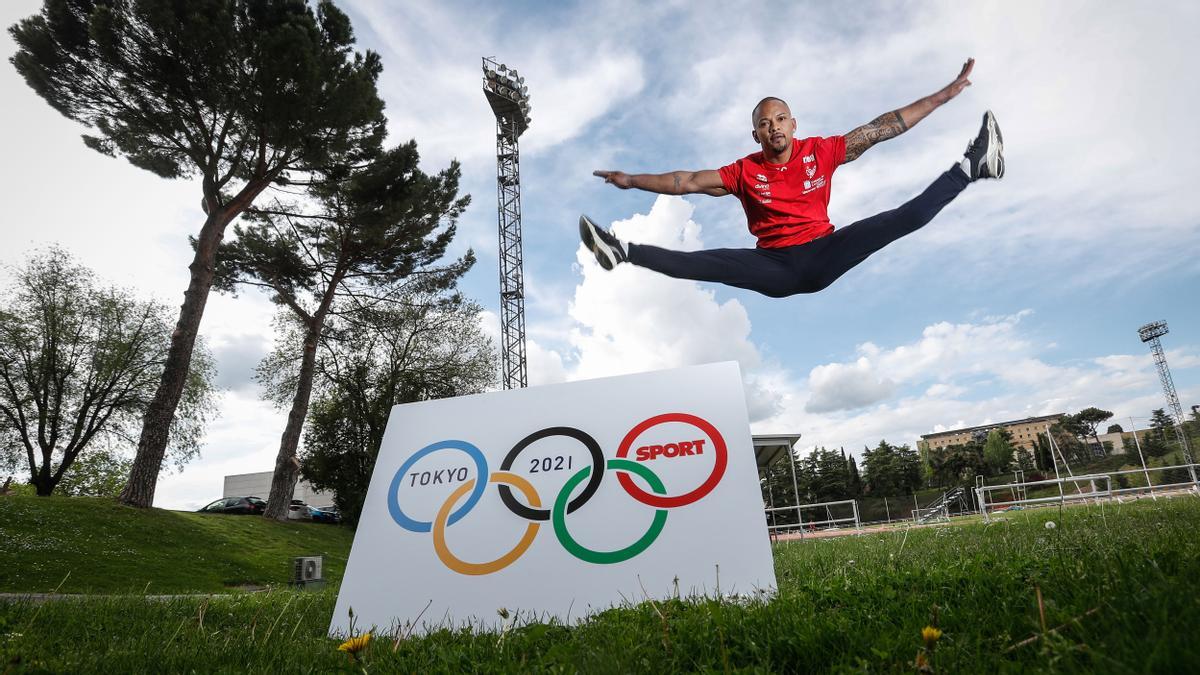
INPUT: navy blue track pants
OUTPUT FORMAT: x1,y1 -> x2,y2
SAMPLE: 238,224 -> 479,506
626,165 -> 970,298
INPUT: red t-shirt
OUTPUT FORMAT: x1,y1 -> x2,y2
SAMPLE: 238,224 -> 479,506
717,136 -> 846,248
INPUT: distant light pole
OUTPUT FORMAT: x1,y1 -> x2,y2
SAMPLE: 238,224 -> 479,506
482,57 -> 532,389
1138,321 -> 1196,484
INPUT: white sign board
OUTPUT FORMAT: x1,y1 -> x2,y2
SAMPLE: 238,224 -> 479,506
330,361 -> 775,636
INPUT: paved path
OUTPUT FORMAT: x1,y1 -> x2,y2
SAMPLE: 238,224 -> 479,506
0,586 -> 271,605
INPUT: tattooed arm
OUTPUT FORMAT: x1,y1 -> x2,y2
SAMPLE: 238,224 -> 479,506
592,169 -> 729,197
843,58 -> 975,163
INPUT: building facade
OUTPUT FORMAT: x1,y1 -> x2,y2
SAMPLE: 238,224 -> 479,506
222,471 -> 334,508
920,413 -> 1066,453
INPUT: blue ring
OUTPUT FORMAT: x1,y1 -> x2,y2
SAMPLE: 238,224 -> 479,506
388,439 -> 488,532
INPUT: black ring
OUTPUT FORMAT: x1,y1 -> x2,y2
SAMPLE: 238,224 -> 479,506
498,426 -> 605,521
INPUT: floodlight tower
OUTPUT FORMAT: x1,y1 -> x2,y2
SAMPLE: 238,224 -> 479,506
1138,320 -> 1195,481
482,57 -> 532,389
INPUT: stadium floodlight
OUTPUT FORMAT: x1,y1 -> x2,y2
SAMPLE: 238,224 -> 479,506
1137,320 -> 1195,483
482,56 -> 532,389
1138,320 -> 1168,343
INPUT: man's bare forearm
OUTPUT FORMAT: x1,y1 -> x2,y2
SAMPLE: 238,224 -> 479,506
627,171 -> 691,195
594,168 -> 728,196
844,111 -> 909,162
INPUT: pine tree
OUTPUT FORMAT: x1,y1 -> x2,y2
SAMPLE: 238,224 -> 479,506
213,142 -> 472,520
1149,408 -> 1175,444
846,454 -> 863,497
983,429 -> 1015,475
10,0 -> 386,506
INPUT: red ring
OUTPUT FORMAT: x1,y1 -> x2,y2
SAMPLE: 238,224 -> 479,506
615,413 -> 727,508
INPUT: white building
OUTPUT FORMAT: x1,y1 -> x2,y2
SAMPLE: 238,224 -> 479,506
222,471 -> 334,508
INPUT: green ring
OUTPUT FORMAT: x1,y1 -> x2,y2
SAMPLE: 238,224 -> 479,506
552,458 -> 668,564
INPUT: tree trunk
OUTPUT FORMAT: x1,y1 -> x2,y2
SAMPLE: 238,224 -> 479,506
262,319 -> 323,520
33,444 -> 55,496
119,180 -> 271,507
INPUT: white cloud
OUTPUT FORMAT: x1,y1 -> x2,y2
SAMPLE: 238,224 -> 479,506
806,358 -> 896,413
565,197 -> 763,383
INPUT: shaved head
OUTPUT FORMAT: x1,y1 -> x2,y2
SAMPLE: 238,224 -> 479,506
752,97 -> 789,125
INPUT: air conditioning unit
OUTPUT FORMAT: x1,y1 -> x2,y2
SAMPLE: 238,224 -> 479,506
293,556 -> 324,587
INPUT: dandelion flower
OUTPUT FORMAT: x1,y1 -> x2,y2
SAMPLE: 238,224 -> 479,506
1045,521 -> 1056,530
338,632 -> 372,655
921,625 -> 942,648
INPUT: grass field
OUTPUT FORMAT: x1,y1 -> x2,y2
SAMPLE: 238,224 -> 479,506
0,496 -> 354,593
2,496 -> 1198,672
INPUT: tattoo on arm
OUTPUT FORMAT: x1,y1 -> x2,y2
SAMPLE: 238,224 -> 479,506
843,110 -> 909,163
673,174 -> 682,194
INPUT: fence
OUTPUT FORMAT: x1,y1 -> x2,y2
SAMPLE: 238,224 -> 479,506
766,498 -> 860,538
976,474 -> 1113,522
1105,463 -> 1200,498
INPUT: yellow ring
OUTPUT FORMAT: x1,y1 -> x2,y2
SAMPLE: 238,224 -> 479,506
432,471 -> 541,575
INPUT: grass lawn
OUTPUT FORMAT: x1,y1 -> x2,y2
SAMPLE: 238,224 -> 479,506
0,495 -> 354,593
2,496 -> 1198,672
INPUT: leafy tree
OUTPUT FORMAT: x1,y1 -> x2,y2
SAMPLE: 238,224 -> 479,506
917,440 -> 934,487
212,142 -> 471,520
983,428 -> 1015,474
862,441 -> 923,496
1149,408 -> 1175,444
813,447 -> 849,501
846,453 -> 863,498
928,442 -> 986,487
260,295 -> 496,526
1033,433 -> 1054,471
761,453 -> 803,527
1048,421 -> 1090,466
1056,415 -> 1091,451
1140,436 -> 1172,459
10,0 -> 386,507
0,248 -> 216,496
1071,407 -> 1113,455
56,446 -> 133,498
1015,446 -> 1035,473
1106,423 -> 1124,434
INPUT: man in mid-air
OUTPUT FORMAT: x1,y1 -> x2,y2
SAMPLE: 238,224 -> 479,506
581,58 -> 1003,298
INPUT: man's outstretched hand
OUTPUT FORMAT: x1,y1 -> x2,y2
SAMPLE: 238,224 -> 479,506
936,57 -> 974,105
593,170 -> 634,189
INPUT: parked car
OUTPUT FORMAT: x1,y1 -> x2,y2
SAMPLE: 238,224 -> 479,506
309,506 -> 340,524
287,498 -> 312,521
198,496 -> 266,515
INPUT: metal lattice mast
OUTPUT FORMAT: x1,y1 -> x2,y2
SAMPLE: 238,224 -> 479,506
482,58 -> 532,389
1138,321 -> 1195,481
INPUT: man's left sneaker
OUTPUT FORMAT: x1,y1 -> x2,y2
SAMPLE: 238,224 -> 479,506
962,110 -> 1004,180
579,215 -> 628,270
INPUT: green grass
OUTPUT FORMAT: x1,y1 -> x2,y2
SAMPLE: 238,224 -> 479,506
0,495 -> 354,593
3,496 -> 1199,672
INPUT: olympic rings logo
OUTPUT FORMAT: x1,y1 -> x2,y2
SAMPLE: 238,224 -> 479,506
387,413 -> 727,575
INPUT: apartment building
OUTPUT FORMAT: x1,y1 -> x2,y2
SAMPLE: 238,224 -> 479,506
920,413 -> 1066,453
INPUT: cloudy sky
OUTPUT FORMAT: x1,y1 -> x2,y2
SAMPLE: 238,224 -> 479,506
2,1 -> 1197,509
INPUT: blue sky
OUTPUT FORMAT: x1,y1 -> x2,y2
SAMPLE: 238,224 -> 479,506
2,1 -> 1197,508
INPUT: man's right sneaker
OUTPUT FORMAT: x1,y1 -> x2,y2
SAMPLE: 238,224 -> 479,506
962,110 -> 1004,180
579,215 -> 628,271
